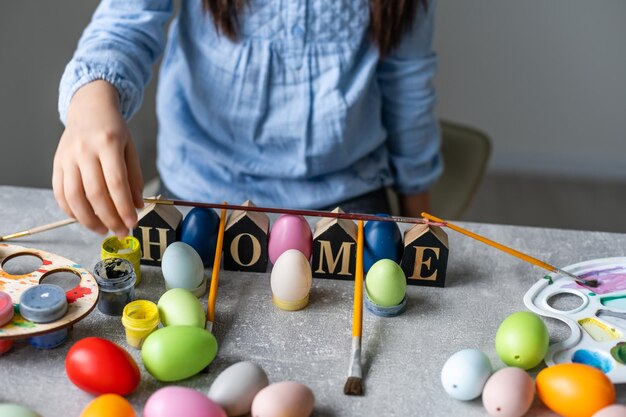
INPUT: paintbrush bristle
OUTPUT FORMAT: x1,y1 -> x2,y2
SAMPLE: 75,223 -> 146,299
343,376 -> 363,396
582,279 -> 599,288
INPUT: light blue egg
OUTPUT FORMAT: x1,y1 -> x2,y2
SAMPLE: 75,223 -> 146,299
161,242 -> 205,290
441,348 -> 492,400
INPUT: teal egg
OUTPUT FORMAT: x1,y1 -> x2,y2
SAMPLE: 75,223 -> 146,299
158,288 -> 206,328
495,311 -> 549,370
141,325 -> 218,381
0,404 -> 41,417
365,259 -> 406,307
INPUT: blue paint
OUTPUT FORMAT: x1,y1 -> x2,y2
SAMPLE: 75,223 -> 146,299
572,349 -> 614,373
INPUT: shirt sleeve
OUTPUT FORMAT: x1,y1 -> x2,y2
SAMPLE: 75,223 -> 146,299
377,0 -> 443,195
58,0 -> 173,124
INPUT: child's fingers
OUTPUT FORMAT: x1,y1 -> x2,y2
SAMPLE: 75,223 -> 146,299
63,164 -> 107,235
79,157 -> 128,238
125,140 -> 144,209
52,160 -> 73,220
100,145 -> 137,231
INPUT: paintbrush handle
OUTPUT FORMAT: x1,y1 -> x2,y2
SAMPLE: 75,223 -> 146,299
421,212 -> 561,276
0,218 -> 77,241
352,221 -> 364,338
207,205 -> 227,323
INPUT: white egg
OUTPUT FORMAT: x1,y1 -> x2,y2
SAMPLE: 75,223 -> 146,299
161,242 -> 205,290
441,348 -> 492,400
208,361 -> 269,416
270,249 -> 312,311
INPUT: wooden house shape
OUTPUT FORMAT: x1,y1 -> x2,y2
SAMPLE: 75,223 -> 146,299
133,195 -> 182,266
311,207 -> 357,280
223,200 -> 270,272
400,224 -> 449,287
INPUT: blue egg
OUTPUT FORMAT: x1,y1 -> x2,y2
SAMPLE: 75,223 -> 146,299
180,208 -> 219,266
441,348 -> 492,400
363,214 -> 403,273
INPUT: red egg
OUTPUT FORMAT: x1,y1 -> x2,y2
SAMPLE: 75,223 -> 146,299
66,337 -> 140,396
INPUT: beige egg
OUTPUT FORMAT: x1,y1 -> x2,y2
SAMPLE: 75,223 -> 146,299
251,381 -> 314,417
482,367 -> 534,417
593,404 -> 626,417
270,249 -> 312,311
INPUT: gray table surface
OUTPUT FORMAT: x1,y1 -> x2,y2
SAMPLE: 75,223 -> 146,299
1,185 -> 625,417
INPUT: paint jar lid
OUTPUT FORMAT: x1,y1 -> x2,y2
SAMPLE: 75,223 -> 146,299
19,284 -> 68,323
0,291 -> 14,327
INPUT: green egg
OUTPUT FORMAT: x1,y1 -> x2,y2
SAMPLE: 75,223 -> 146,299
0,404 -> 41,417
495,311 -> 549,370
158,288 -> 206,328
141,325 -> 218,381
365,259 -> 407,307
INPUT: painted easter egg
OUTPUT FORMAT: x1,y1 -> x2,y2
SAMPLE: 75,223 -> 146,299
482,367 -> 534,417
144,387 -> 226,417
0,404 -> 41,417
251,381 -> 315,417
270,249 -> 313,311
181,207 -> 220,266
141,325 -> 218,382
268,215 -> 312,264
65,337 -> 140,396
593,404 -> 626,417
536,363 -> 615,417
365,259 -> 406,307
495,311 -> 549,370
79,394 -> 136,417
208,361 -> 269,416
440,349 -> 492,400
158,288 -> 206,328
161,242 -> 205,291
363,215 -> 402,273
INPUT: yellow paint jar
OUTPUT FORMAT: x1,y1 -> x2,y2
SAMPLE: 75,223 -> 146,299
101,236 -> 142,286
121,300 -> 159,349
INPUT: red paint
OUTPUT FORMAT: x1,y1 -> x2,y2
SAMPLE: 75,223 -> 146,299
66,337 -> 140,396
42,259 -> 53,266
66,286 -> 92,303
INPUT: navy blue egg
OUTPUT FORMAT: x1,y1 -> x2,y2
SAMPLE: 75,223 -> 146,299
363,214 -> 403,273
180,207 -> 220,266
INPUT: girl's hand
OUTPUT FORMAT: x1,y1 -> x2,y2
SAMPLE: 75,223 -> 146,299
53,80 -> 144,238
399,192 -> 431,218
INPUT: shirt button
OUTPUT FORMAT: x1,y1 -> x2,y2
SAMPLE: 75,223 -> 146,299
291,24 -> 305,38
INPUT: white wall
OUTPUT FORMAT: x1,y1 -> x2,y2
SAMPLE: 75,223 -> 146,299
1,1 -> 625,188
434,0 -> 626,179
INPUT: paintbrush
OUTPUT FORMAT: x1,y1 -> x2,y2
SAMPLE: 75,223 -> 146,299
143,197 -> 436,226
421,212 -> 598,288
206,205 -> 227,333
344,220 -> 365,396
0,218 -> 77,241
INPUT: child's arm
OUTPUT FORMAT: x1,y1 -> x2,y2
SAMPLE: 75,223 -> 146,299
55,0 -> 173,237
377,0 -> 442,217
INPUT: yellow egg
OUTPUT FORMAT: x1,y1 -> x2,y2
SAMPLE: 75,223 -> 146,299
80,394 -> 136,417
536,363 -> 615,417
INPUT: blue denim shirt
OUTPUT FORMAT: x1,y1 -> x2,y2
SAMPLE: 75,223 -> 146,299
59,0 -> 442,209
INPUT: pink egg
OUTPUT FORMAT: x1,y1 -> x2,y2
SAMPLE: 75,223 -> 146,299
268,215 -> 312,264
482,367 -> 534,417
144,387 -> 226,417
251,381 -> 315,417
593,404 -> 626,417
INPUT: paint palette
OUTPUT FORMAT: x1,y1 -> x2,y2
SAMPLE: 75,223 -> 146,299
0,243 -> 98,339
524,257 -> 626,383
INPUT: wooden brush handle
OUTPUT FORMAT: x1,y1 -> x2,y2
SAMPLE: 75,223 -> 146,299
352,220 -> 364,338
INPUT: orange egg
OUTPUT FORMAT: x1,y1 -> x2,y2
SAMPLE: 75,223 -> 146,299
80,394 -> 136,417
536,363 -> 615,417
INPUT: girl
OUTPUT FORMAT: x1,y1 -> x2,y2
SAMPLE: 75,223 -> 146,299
54,0 -> 442,238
